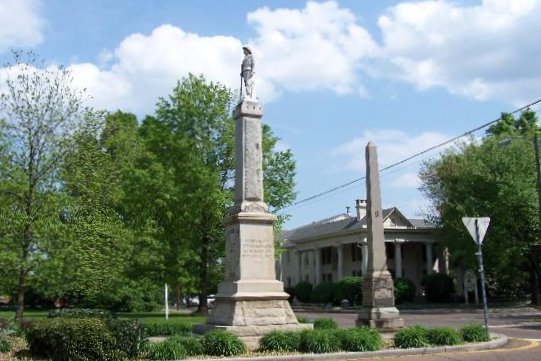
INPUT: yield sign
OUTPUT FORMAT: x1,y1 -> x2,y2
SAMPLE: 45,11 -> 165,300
462,217 -> 490,245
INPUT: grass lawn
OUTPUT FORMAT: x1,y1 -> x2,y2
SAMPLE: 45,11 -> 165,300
0,308 -> 207,326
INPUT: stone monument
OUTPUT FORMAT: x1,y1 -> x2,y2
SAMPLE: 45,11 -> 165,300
194,47 -> 311,348
357,141 -> 404,330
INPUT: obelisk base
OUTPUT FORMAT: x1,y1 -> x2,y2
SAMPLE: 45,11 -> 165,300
356,272 -> 404,330
194,211 -> 312,349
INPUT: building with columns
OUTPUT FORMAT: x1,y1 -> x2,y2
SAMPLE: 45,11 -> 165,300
280,200 -> 446,293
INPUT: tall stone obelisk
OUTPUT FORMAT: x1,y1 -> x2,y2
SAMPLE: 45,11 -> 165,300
357,141 -> 404,330
195,56 -> 310,345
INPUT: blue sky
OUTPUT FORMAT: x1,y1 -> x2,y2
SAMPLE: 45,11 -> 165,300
1,0 -> 540,229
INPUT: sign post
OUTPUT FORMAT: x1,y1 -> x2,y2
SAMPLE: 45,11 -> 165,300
462,217 -> 490,338
165,283 -> 169,320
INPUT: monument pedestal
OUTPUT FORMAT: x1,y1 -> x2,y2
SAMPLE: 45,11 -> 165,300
356,142 -> 404,331
194,99 -> 311,349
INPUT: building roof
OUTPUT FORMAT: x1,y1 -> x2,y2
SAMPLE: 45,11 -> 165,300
282,207 -> 434,244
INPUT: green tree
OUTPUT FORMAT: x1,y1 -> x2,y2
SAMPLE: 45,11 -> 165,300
420,109 -> 541,303
132,74 -> 297,313
0,51 -> 92,321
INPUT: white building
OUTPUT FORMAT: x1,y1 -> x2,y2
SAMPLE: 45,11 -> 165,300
280,200 -> 447,292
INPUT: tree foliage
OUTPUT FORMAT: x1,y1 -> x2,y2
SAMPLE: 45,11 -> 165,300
419,109 -> 541,302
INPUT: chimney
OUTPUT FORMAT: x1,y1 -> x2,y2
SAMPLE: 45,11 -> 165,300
355,199 -> 367,222
346,206 -> 350,215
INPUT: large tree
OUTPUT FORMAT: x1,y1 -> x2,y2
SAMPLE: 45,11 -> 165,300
132,74 -> 297,313
420,109 -> 541,303
0,52 -> 93,321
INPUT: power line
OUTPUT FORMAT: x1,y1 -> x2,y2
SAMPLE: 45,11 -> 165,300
278,98 -> 541,213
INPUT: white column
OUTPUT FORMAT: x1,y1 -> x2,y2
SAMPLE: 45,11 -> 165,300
314,248 -> 321,285
425,243 -> 434,274
336,245 -> 343,280
394,239 -> 405,278
361,238 -> 368,276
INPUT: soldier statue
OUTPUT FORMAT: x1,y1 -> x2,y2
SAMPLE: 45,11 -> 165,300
241,45 -> 255,99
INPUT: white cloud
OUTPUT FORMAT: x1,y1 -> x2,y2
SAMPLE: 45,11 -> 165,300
389,172 -> 421,188
248,1 -> 379,97
68,25 -> 243,114
376,0 -> 541,105
0,0 -> 44,52
331,129 -> 450,173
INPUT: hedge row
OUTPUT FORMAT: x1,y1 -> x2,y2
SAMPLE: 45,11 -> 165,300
394,324 -> 489,349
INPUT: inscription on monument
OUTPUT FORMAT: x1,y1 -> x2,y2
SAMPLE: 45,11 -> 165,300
241,238 -> 273,260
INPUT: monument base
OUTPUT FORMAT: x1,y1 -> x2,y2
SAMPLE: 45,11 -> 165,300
356,306 -> 404,330
194,297 -> 312,350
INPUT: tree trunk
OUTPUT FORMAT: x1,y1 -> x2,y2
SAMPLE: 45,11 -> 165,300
528,253 -> 541,305
15,266 -> 26,324
198,235 -> 210,315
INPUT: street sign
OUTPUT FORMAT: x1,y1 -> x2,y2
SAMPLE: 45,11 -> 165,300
462,217 -> 490,245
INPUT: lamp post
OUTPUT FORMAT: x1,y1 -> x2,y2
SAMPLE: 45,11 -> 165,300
533,134 -> 541,226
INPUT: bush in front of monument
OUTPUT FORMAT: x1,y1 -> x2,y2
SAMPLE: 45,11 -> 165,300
421,273 -> 455,303
258,330 -> 301,352
201,330 -> 246,356
427,327 -> 463,346
294,281 -> 313,303
460,324 -> 489,342
394,325 -> 430,349
394,277 -> 416,304
336,327 -> 383,352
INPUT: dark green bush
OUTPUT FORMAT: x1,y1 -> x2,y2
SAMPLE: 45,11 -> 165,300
299,329 -> 341,353
294,281 -> 313,303
284,287 -> 295,302
27,318 -> 123,361
259,330 -> 301,352
336,327 -> 383,352
105,318 -> 148,358
0,333 -> 10,353
145,339 -> 187,360
167,335 -> 203,356
312,282 -> 337,304
201,330 -> 246,356
394,277 -> 416,304
296,316 -> 310,323
428,327 -> 463,346
313,318 -> 338,330
144,322 -> 192,336
394,325 -> 430,349
335,276 -> 363,305
460,324 -> 489,342
48,308 -> 113,319
421,273 -> 455,303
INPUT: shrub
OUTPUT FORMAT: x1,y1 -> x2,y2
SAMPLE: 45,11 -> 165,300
26,318 -> 123,361
105,318 -> 148,359
421,273 -> 455,303
312,282 -> 337,304
337,327 -> 383,352
48,308 -> 113,319
259,330 -> 301,352
201,330 -> 246,356
313,318 -> 338,330
167,335 -> 203,356
297,316 -> 310,323
145,339 -> 187,360
144,322 -> 192,336
299,329 -> 341,353
428,327 -> 463,346
461,324 -> 489,342
394,277 -> 416,304
0,331 -> 11,353
394,325 -> 430,349
335,276 -> 363,305
284,287 -> 295,302
294,281 -> 313,303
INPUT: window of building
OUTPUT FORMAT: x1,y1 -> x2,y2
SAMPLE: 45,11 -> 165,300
287,277 -> 291,287
322,273 -> 332,282
321,247 -> 332,265
286,252 -> 290,263
351,243 -> 361,262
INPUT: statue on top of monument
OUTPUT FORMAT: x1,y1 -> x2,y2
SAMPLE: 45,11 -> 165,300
241,45 -> 256,100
